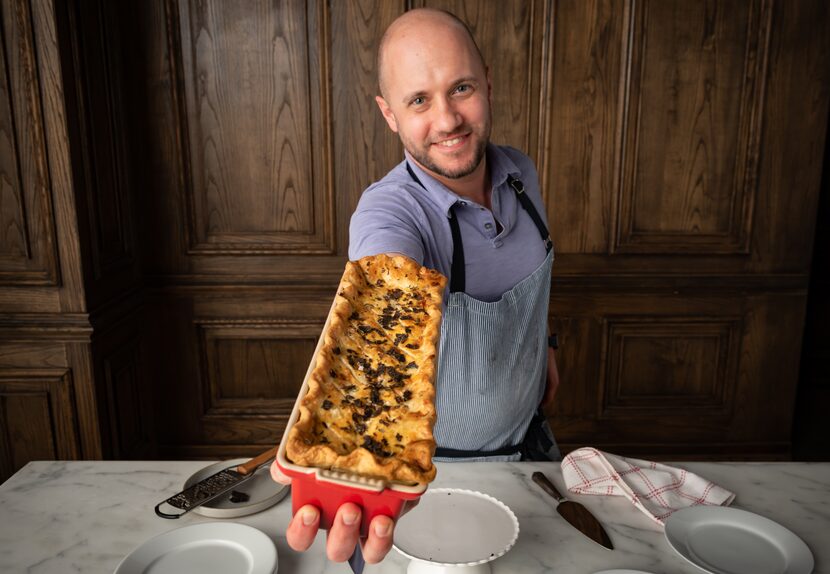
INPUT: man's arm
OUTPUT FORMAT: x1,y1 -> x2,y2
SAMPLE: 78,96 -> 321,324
348,192 -> 424,264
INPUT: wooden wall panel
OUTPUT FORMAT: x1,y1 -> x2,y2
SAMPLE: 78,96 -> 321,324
176,0 -> 333,254
0,0 -> 60,285
330,0 -> 402,251
617,0 -> 769,254
549,289 -> 806,457
149,290 -> 332,456
545,0 -> 625,254
601,318 -> 739,413
199,323 -> 319,415
0,0 -> 114,479
102,342 -> 148,458
0,370 -> 80,481
109,0 -> 829,460
90,308 -> 154,461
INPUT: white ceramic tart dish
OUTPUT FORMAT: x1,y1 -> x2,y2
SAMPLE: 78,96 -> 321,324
664,506 -> 814,574
114,522 -> 277,574
393,488 -> 520,568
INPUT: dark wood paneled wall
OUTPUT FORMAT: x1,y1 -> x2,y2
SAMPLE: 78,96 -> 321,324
0,0 -> 153,482
1,0 -> 829,479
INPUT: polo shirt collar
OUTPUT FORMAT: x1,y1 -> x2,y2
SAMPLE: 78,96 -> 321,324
403,144 -> 523,217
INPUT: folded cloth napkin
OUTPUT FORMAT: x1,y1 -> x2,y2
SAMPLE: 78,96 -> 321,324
561,447 -> 735,525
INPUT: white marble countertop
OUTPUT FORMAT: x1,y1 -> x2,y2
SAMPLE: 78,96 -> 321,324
0,460 -> 827,573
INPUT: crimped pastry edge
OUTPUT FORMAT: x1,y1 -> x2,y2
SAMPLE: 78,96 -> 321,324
286,254 -> 445,485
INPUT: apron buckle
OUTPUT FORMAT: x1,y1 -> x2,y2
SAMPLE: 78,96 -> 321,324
508,176 -> 525,195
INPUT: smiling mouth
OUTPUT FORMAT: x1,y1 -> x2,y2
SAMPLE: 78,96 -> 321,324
434,134 -> 468,148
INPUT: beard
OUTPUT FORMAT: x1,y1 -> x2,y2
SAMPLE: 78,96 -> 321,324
402,120 -> 491,180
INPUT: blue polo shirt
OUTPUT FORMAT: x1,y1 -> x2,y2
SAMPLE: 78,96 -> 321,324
348,144 -> 551,302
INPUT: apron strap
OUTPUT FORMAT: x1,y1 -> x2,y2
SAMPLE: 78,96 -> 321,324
406,162 -> 466,292
447,209 -> 466,293
434,410 -> 553,460
435,443 -> 522,459
405,163 -> 551,294
507,175 -> 553,254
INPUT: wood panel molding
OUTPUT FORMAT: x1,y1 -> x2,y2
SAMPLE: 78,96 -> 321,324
0,0 -> 60,285
615,0 -> 773,254
167,0 -> 335,255
599,316 -> 741,418
0,313 -> 92,341
0,369 -> 79,480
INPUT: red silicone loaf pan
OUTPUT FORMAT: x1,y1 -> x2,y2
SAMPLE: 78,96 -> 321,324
276,298 -> 428,537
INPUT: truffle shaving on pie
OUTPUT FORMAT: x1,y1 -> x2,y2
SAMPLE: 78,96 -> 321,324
286,254 -> 446,485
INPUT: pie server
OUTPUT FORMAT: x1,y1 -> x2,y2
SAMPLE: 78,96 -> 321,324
532,471 -> 614,549
154,446 -> 278,518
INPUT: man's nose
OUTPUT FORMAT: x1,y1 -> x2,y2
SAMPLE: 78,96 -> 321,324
432,98 -> 463,133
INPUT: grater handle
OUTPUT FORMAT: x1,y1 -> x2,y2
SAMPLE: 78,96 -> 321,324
155,501 -> 187,519
236,446 -> 278,476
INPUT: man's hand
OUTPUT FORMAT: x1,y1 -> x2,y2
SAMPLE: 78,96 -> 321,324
270,461 -> 395,564
541,346 -> 559,411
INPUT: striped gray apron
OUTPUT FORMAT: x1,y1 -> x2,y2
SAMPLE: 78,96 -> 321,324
406,164 -> 560,462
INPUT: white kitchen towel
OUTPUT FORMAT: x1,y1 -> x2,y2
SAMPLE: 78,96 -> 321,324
561,447 -> 735,525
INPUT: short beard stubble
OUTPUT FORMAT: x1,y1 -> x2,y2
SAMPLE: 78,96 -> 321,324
408,134 -> 488,180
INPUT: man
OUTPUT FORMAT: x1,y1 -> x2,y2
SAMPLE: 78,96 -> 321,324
271,7 -> 559,564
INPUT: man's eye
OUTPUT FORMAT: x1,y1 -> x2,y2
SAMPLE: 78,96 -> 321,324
455,84 -> 471,94
411,96 -> 425,106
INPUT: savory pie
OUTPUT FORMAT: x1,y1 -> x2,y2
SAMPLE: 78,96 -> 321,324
285,254 -> 446,485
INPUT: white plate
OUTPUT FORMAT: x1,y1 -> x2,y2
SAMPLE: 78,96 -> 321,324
664,506 -> 814,574
183,459 -> 289,518
114,522 -> 277,574
393,488 -> 519,567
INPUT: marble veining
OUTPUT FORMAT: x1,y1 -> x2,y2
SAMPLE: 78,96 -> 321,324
0,460 -> 827,573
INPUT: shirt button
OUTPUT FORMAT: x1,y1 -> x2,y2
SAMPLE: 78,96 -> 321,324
460,201 -> 467,206
494,240 -> 503,248
484,222 -> 493,230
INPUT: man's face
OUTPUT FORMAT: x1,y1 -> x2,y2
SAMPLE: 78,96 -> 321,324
376,22 -> 492,182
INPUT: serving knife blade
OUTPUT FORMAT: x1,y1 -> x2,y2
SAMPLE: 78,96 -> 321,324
348,542 -> 366,574
532,471 -> 613,550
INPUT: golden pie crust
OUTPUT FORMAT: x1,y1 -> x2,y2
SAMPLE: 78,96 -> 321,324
286,254 -> 446,485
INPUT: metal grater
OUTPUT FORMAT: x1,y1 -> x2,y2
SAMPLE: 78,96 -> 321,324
155,467 -> 256,519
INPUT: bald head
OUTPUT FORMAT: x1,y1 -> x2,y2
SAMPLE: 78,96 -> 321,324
377,9 -> 486,99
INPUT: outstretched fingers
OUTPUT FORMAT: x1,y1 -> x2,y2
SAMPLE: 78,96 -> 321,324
361,514 -> 395,564
326,503 -> 363,562
286,505 -> 320,552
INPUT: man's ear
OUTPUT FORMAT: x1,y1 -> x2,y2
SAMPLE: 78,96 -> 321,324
375,96 -> 399,133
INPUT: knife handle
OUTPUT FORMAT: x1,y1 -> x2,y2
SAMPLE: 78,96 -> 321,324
532,471 -> 566,503
236,445 -> 278,475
